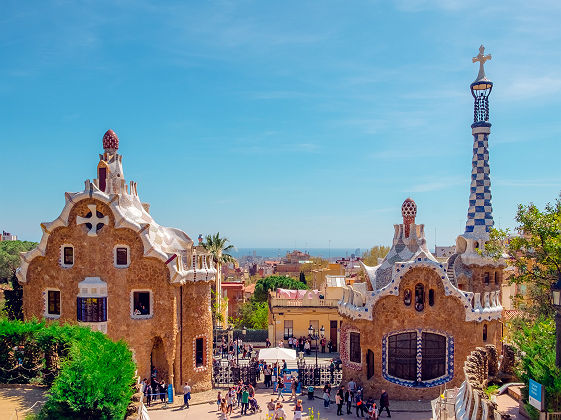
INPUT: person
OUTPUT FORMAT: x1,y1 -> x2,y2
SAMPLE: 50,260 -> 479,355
378,390 -> 391,418
267,398 -> 276,417
277,377 -> 285,401
145,382 -> 153,407
307,385 -> 315,400
336,386 -> 345,415
327,340 -> 333,353
241,386 -> 249,415
369,402 -> 378,419
217,391 -> 222,411
140,378 -> 147,396
221,398 -> 229,420
183,382 -> 191,408
329,359 -> 336,383
304,340 -> 311,355
348,378 -> 357,398
335,390 -> 342,415
159,380 -> 167,404
320,337 -> 326,353
266,338 -> 271,348
264,364 -> 272,388
293,399 -> 303,420
282,359 -> 287,373
226,387 -> 234,415
323,388 -> 330,408
345,387 -> 353,414
275,402 -> 287,420
356,391 -> 365,417
236,381 -> 243,408
279,339 -> 284,348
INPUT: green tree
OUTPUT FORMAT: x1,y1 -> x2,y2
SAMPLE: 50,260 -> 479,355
253,275 -> 308,302
3,273 -> 23,320
0,240 -> 37,282
485,195 -> 561,317
202,233 -> 236,326
361,245 -> 390,266
235,300 -> 269,329
510,317 -> 561,414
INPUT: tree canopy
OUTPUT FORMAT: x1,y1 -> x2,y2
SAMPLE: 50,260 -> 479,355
0,240 -> 37,282
253,275 -> 308,302
486,195 -> 561,317
202,232 -> 236,266
361,245 -> 390,266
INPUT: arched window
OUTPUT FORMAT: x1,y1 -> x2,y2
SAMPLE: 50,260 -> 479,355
415,284 -> 425,312
97,162 -> 108,192
474,241 -> 479,249
483,324 -> 487,341
428,289 -> 435,306
484,272 -> 490,285
367,349 -> 375,379
388,332 -> 416,380
494,272 -> 499,285
404,289 -> 412,306
421,332 -> 446,381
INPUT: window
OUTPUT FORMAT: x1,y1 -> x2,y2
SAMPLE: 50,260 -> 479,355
483,324 -> 487,341
428,289 -> 435,306
61,245 -> 74,267
366,349 -> 375,379
386,331 -> 449,385
494,272 -> 499,285
98,166 -> 107,192
404,289 -> 411,306
484,272 -> 490,285
388,332 -> 416,380
415,284 -> 425,312
195,337 -> 204,367
132,291 -> 151,317
284,320 -> 293,339
115,246 -> 129,267
349,332 -> 361,363
47,290 -> 60,316
421,333 -> 446,381
77,297 -> 107,322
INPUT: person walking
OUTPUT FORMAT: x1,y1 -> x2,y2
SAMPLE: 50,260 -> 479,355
240,386 -> 249,415
345,388 -> 352,414
159,380 -> 167,404
293,399 -> 303,420
145,382 -> 153,407
291,377 -> 297,399
226,387 -> 234,415
220,398 -> 229,420
378,390 -> 391,418
355,391 -> 365,418
336,386 -> 345,415
264,365 -> 272,388
323,388 -> 330,409
216,391 -> 222,411
277,377 -> 285,401
320,337 -> 326,353
182,382 -> 191,408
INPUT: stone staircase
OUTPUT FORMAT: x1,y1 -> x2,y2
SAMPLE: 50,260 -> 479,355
446,254 -> 458,285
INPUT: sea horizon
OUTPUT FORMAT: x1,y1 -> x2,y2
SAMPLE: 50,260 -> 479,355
230,247 -> 365,260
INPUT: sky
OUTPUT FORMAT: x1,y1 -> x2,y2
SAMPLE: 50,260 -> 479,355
1,0 -> 560,249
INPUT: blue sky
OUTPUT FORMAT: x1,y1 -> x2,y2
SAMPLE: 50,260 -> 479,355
1,0 -> 560,249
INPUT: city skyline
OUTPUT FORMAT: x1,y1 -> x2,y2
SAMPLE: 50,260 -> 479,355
1,1 -> 561,248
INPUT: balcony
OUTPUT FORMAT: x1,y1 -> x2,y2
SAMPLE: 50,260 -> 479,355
270,297 -> 340,308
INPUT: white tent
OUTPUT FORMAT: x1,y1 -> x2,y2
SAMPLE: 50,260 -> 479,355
258,347 -> 297,361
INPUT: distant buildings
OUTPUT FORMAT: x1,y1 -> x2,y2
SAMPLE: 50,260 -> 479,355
435,245 -> 456,258
1,231 -> 17,241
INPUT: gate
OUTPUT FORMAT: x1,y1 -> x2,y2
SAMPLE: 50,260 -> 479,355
296,363 -> 343,387
213,361 -> 260,387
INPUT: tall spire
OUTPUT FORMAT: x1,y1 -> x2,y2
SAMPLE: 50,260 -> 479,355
464,45 -> 494,238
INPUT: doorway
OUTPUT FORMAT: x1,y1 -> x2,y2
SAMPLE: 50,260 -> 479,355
150,337 -> 167,386
330,320 -> 338,352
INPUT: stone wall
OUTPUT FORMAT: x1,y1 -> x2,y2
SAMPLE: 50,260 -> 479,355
454,344 -> 514,420
22,198 -> 213,394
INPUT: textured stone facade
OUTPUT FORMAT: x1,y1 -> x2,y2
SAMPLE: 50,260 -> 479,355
340,267 -> 501,400
18,131 -> 215,393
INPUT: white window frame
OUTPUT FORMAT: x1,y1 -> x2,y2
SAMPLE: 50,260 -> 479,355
130,289 -> 153,319
114,245 -> 130,268
60,244 -> 74,268
44,288 -> 61,319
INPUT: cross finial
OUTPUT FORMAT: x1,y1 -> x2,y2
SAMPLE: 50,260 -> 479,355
472,44 -> 492,82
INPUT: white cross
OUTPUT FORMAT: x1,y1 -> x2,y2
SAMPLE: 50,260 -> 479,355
77,204 -> 109,237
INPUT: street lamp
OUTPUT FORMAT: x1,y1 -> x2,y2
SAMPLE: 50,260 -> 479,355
242,326 -> 247,360
552,276 -> 561,368
308,325 -> 325,367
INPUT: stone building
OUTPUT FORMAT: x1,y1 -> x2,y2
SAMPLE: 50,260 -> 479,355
16,130 -> 217,392
337,46 -> 505,400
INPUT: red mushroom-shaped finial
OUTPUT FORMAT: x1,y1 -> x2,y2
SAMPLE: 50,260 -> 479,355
102,129 -> 119,151
401,198 -> 417,237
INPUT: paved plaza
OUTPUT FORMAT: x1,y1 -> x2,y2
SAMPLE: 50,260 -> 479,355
147,387 -> 433,420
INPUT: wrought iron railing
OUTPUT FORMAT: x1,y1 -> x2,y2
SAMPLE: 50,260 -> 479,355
296,363 -> 343,387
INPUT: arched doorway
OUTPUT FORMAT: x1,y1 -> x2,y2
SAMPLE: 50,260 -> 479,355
366,349 -> 374,379
150,337 -> 168,386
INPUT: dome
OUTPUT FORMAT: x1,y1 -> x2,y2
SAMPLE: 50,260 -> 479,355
102,129 -> 119,151
401,198 -> 417,222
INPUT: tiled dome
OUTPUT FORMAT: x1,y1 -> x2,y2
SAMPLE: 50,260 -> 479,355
402,197 -> 417,223
102,129 -> 119,150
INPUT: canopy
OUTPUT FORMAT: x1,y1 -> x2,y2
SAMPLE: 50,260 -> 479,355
258,347 -> 297,361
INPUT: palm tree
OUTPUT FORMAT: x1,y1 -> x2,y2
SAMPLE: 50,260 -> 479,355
202,233 -> 236,327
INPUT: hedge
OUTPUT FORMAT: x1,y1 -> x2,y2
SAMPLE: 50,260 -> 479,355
0,319 -> 136,419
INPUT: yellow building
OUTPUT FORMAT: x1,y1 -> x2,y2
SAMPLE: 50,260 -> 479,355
309,263 -> 345,290
268,273 -> 347,352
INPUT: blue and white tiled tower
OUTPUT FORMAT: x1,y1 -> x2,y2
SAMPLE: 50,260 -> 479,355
464,45 -> 494,238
